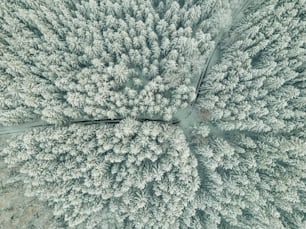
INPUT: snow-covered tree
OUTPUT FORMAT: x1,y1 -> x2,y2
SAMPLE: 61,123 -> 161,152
1,119 -> 200,228
196,0 -> 306,135
190,122 -> 306,229
0,0 -> 234,125
191,1 -> 306,228
1,0 -> 305,228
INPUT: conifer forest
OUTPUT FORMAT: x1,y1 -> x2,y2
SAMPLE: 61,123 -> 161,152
0,0 -> 305,228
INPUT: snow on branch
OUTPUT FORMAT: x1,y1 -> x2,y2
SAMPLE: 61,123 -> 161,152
1,119 -> 200,228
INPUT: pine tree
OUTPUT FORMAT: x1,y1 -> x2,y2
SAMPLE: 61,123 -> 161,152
1,120 -> 200,228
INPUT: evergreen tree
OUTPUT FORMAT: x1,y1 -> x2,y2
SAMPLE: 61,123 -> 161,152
1,120 -> 200,228
1,0 -> 305,228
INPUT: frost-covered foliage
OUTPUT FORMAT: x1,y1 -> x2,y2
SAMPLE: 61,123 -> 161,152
1,0 -> 306,228
197,0 -> 306,134
192,0 -> 306,228
191,124 -> 306,229
1,120 -> 199,228
0,0 -> 237,125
